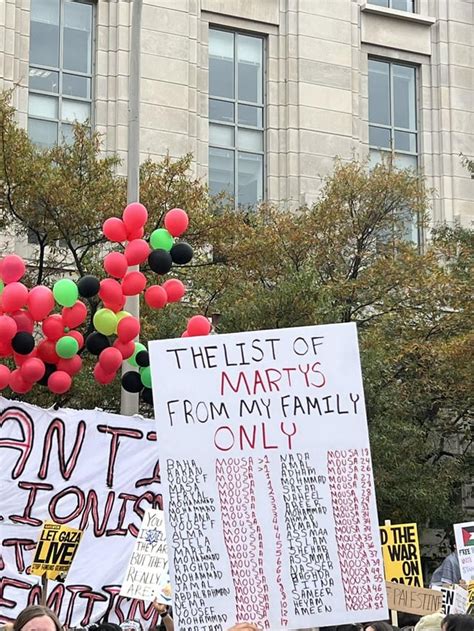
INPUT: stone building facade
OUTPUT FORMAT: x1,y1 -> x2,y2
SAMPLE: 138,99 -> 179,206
0,0 -> 473,231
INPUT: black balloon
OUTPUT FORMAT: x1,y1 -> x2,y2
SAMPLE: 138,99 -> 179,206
148,249 -> 173,275
12,332 -> 35,355
85,332 -> 110,356
136,350 -> 150,367
77,275 -> 100,298
142,387 -> 153,405
122,371 -> 143,393
38,363 -> 56,386
170,242 -> 193,265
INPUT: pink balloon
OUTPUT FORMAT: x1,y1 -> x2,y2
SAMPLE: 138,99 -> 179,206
187,315 -> 211,337
103,217 -> 128,243
11,309 -> 35,334
1,254 -> 26,284
127,226 -> 145,241
122,271 -> 146,296
104,252 -> 128,279
2,282 -> 28,312
162,278 -> 186,303
9,368 -> 32,393
99,347 -> 123,373
124,239 -> 150,266
21,357 -> 46,383
113,339 -> 135,359
68,330 -> 84,349
42,314 -> 64,341
62,301 -> 87,329
117,316 -> 140,343
181,331 -> 189,338
99,278 -> 124,305
27,285 -> 55,321
48,371 -> 72,394
0,364 -> 11,389
57,355 -> 82,376
94,363 -> 116,385
164,208 -> 189,237
123,202 -> 148,231
145,285 -> 168,310
0,315 -> 18,340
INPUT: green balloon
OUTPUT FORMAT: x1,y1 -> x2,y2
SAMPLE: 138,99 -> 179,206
53,278 -> 78,307
93,308 -> 117,336
150,228 -> 174,251
140,366 -> 152,388
56,335 -> 79,359
0,280 -> 4,294
128,342 -> 147,368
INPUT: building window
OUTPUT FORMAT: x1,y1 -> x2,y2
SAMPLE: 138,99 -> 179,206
367,0 -> 415,12
28,0 -> 93,148
208,28 -> 264,208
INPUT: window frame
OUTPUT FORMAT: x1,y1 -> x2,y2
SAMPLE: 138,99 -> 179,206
208,26 -> 266,209
28,0 -> 95,146
367,0 -> 416,12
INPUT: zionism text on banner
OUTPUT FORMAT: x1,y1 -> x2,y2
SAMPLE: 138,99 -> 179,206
0,398 -> 162,625
149,322 -> 388,630
454,521 -> 474,582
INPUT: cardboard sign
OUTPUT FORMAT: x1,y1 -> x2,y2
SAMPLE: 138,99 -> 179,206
149,323 -> 388,630
385,581 -> 442,615
454,521 -> 474,581
30,521 -> 83,581
120,509 -> 169,601
433,584 -> 468,615
380,523 -> 423,587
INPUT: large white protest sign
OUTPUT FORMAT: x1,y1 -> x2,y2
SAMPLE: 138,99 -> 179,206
120,509 -> 168,601
0,398 -> 162,626
454,521 -> 474,581
149,322 -> 387,630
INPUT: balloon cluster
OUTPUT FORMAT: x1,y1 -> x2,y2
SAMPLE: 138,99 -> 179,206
0,204 -> 211,402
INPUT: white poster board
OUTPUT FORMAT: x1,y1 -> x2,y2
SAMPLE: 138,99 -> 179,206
454,521 -> 474,581
149,322 -> 387,630
433,584 -> 468,615
120,509 -> 168,601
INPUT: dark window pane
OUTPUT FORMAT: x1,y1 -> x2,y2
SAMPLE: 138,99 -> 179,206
209,99 -> 234,123
393,64 -> 416,130
63,1 -> 93,73
63,74 -> 91,98
209,30 -> 234,99
368,59 -> 390,125
238,152 -> 263,207
394,130 -> 417,153
29,68 -> 59,93
369,125 -> 391,149
30,0 -> 60,67
237,35 -> 263,103
238,104 -> 263,127
209,147 -> 234,198
28,117 -> 58,147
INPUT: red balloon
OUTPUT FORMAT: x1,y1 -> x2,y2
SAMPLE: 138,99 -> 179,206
11,310 -> 35,334
103,296 -> 127,313
42,314 -> 64,341
124,239 -> 150,266
1,254 -> 26,283
21,357 -> 46,383
57,355 -> 83,376
187,315 -> 211,337
0,314 -> 18,340
117,316 -> 140,343
68,330 -> 84,349
0,340 -> 13,358
104,251 -> 128,279
27,286 -> 55,321
162,278 -> 186,303
94,363 -> 116,385
62,301 -> 87,329
123,202 -> 148,231
127,226 -> 145,241
9,368 -> 32,393
181,331 -> 189,338
145,285 -> 168,310
48,371 -> 72,394
14,350 -> 37,367
2,282 -> 28,312
99,278 -> 124,306
103,217 -> 127,243
99,347 -> 123,373
164,208 -> 189,237
37,339 -> 60,364
113,339 -> 135,359
0,364 -> 11,389
122,271 -> 146,296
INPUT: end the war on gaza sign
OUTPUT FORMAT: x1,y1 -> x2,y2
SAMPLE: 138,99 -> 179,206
149,322 -> 388,631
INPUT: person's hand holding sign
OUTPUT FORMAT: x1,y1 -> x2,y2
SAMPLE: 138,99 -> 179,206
152,601 -> 174,631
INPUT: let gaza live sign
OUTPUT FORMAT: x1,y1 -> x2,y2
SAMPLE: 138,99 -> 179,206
30,521 -> 83,581
454,521 -> 474,582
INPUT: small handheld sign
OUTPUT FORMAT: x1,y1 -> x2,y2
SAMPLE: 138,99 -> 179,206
31,521 -> 83,582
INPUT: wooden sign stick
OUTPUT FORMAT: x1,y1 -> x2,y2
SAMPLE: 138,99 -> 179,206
40,573 -> 48,606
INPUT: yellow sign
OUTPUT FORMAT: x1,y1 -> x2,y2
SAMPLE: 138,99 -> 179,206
385,581 -> 442,615
31,521 -> 83,582
380,522 -> 423,587
467,581 -> 474,615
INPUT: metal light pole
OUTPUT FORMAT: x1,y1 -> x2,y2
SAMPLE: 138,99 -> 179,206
121,0 -> 143,415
